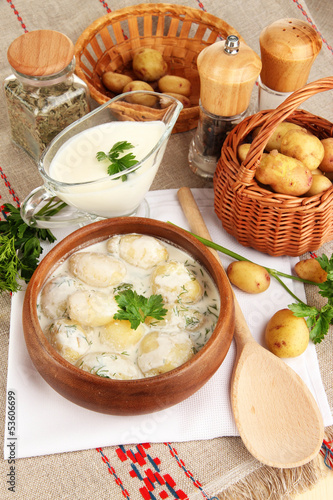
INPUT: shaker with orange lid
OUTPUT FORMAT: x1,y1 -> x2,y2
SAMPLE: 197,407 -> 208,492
188,35 -> 261,179
258,18 -> 322,110
4,30 -> 90,162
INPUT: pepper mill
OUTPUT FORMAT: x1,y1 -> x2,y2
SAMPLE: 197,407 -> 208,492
258,18 -> 322,110
188,35 -> 262,179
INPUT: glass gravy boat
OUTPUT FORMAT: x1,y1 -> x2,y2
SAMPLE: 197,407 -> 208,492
21,91 -> 182,228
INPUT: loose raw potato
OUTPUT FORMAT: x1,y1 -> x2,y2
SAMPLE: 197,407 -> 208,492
265,309 -> 309,358
132,48 -> 168,82
294,258 -> 328,283
160,92 -> 191,108
252,122 -> 303,152
311,168 -> 324,175
158,75 -> 191,97
123,81 -> 157,106
319,137 -> 333,172
102,71 -> 133,93
280,129 -> 325,170
305,174 -> 332,196
227,261 -> 270,294
255,150 -> 313,196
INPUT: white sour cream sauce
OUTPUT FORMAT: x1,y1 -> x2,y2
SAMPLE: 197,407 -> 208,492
37,235 -> 221,379
48,121 -> 166,217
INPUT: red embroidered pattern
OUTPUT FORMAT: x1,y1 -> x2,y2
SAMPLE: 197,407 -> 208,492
0,166 -> 20,214
6,0 -> 28,32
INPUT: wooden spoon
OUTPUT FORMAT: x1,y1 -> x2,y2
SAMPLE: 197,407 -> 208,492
177,187 -> 324,468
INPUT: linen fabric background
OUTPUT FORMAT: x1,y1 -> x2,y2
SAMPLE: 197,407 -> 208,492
0,1 -> 332,499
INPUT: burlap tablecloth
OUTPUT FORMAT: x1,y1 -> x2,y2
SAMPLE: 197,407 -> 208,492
0,1 -> 332,499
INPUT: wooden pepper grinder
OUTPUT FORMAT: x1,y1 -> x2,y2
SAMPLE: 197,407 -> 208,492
188,35 -> 261,179
258,18 -> 322,110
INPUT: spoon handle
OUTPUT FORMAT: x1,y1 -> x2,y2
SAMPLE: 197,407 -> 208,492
177,187 -> 254,349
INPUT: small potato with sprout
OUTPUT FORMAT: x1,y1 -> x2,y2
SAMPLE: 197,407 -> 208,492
265,309 -> 309,358
227,261 -> 270,294
294,258 -> 328,283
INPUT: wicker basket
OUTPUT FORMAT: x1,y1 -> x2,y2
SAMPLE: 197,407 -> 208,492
214,77 -> 333,257
74,3 -> 242,133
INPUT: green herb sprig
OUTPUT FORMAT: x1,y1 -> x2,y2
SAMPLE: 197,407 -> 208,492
0,198 -> 66,293
170,224 -> 333,344
114,289 -> 167,330
96,141 -> 138,182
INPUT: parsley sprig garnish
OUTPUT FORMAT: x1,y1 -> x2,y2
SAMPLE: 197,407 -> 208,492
96,141 -> 138,182
113,289 -> 167,330
171,224 -> 333,345
0,198 -> 66,293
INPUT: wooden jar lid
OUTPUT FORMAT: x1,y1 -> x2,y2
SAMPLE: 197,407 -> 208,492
259,18 -> 322,92
7,30 -> 75,77
197,36 -> 262,116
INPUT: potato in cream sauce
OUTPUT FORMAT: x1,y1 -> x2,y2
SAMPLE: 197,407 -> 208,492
37,234 -> 220,380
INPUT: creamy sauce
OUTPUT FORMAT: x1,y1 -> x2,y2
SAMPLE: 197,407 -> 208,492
37,234 -> 221,379
47,121 -> 166,217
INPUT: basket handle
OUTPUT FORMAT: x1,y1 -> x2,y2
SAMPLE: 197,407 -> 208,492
234,76 -> 333,187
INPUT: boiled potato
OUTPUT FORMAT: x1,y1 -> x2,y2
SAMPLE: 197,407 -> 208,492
281,129 -> 325,170
227,261 -> 270,294
255,150 -> 312,196
294,258 -> 327,283
304,174 -> 332,196
132,48 -> 168,82
102,71 -> 133,93
252,122 -> 303,152
137,330 -> 194,376
100,319 -> 145,351
68,252 -> 127,288
160,92 -> 191,108
158,75 -> 191,97
67,290 -> 118,327
107,234 -> 168,269
151,260 -> 203,304
39,275 -> 80,319
318,137 -> 333,172
123,80 -> 157,106
47,319 -> 89,363
265,309 -> 309,358
146,303 -> 205,331
79,352 -> 143,380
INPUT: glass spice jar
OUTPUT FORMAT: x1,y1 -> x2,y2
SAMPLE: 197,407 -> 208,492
4,30 -> 90,162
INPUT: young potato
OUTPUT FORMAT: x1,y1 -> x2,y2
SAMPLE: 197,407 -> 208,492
294,258 -> 328,283
160,92 -> 191,108
123,81 -> 157,106
318,137 -> 333,172
158,75 -> 191,97
304,174 -> 332,196
102,71 -> 133,93
265,309 -> 309,358
280,129 -> 325,170
255,150 -> 313,196
132,48 -> 168,82
237,143 -> 251,162
227,261 -> 270,294
252,122 -> 303,152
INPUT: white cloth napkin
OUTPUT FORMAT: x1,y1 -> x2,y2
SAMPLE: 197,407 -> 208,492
4,188 -> 332,459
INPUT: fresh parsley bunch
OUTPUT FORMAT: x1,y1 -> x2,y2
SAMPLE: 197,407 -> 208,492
0,199 -> 65,293
96,141 -> 138,182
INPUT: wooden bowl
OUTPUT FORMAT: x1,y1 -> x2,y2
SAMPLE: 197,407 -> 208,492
74,3 -> 242,133
23,218 -> 235,415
